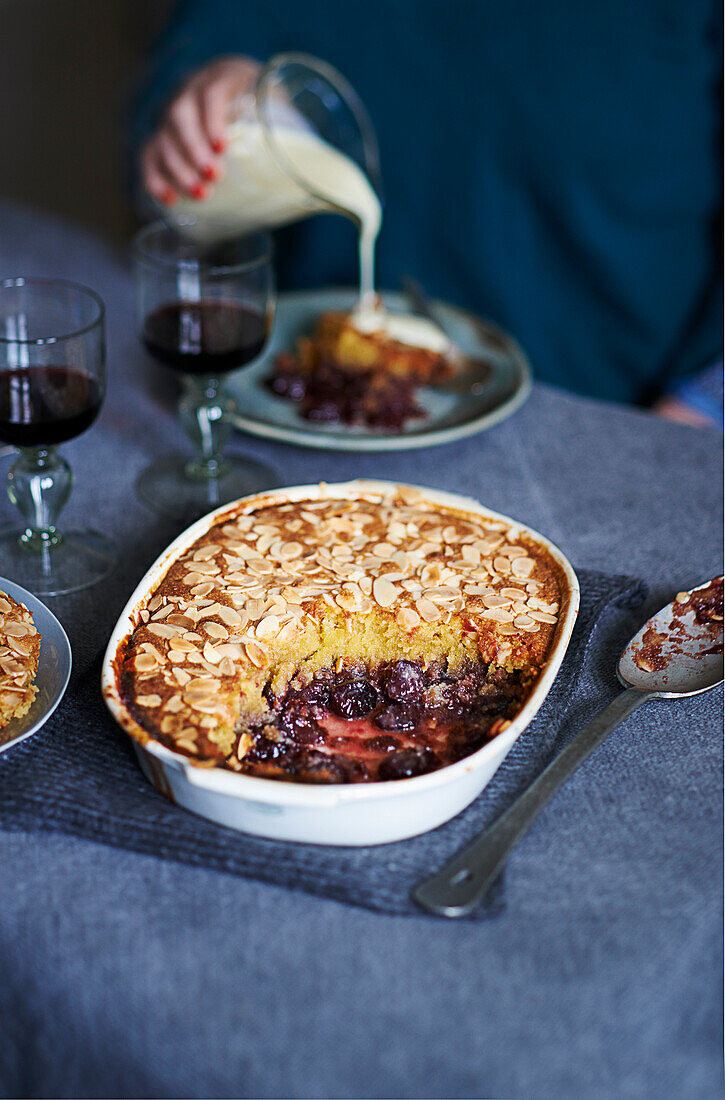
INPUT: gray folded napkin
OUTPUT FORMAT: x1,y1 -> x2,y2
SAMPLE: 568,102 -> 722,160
0,569 -> 645,919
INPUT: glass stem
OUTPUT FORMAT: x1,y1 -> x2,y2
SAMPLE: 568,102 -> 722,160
6,447 -> 73,553
179,375 -> 234,481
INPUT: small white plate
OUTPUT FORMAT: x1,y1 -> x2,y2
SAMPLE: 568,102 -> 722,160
0,578 -> 72,754
226,289 -> 532,451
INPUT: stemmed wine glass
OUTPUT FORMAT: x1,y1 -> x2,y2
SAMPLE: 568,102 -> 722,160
0,277 -> 116,596
134,223 -> 278,521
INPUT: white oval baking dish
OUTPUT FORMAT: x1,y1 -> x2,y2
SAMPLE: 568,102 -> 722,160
102,480 -> 579,845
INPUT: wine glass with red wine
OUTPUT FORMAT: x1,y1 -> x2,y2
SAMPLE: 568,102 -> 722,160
0,277 -> 116,595
134,223 -> 278,520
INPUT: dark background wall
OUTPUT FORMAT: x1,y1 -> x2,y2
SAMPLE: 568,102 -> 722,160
1,0 -> 174,243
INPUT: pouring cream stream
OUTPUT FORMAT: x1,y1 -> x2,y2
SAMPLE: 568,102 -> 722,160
172,120 -> 448,352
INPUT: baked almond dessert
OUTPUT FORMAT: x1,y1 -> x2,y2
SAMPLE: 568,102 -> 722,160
269,308 -> 455,429
0,591 -> 41,727
118,485 -> 565,783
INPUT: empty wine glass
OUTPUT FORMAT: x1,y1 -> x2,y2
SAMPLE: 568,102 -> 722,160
0,277 -> 116,595
134,224 -> 278,521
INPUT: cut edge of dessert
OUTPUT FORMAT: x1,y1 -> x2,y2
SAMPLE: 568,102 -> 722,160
0,590 -> 41,728
268,302 -> 460,430
112,482 -> 570,785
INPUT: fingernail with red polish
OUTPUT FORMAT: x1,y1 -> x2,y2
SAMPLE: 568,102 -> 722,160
190,183 -> 208,201
211,138 -> 226,155
201,164 -> 218,182
161,187 -> 178,205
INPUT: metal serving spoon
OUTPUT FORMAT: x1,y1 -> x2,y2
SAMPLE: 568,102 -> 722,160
400,277 -> 493,395
413,578 -> 724,918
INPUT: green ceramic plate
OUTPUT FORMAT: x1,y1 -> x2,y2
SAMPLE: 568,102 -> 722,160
226,288 -> 531,452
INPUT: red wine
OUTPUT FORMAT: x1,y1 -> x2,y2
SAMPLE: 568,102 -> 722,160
0,366 -> 102,447
143,300 -> 268,374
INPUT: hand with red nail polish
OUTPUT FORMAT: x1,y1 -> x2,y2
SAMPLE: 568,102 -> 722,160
140,56 -> 259,205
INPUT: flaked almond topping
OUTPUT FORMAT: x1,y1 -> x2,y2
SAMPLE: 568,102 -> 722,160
191,581 -> 216,598
134,653 -> 158,673
202,642 -> 222,664
193,544 -> 220,561
527,597 -> 558,614
145,623 -> 179,639
479,607 -> 515,623
244,641 -> 267,668
416,597 -> 440,622
247,559 -> 275,576
136,694 -> 162,707
479,594 -> 507,609
196,603 -> 223,620
276,619 -> 300,644
373,576 -> 399,608
167,614 -> 194,628
255,615 -> 280,638
185,676 -> 218,693
203,621 -> 228,640
336,591 -> 361,614
510,557 -> 535,578
514,614 -> 535,628
420,563 -> 442,587
396,607 -> 421,630
500,545 -> 527,559
2,621 -> 31,637
529,610 -> 557,624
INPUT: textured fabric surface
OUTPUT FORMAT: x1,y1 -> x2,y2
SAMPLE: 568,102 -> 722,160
0,204 -> 722,1099
0,570 -> 644,919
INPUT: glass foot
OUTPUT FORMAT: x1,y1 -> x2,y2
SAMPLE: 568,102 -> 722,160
0,528 -> 117,596
136,453 -> 281,522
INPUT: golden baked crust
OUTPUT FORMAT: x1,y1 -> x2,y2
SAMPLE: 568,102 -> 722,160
0,591 -> 41,727
118,486 -> 563,779
297,311 -> 453,383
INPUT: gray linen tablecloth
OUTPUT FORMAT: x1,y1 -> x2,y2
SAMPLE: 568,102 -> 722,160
0,201 -> 722,1099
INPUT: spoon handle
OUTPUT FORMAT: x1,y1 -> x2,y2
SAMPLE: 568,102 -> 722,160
412,688 -> 651,918
400,276 -> 440,326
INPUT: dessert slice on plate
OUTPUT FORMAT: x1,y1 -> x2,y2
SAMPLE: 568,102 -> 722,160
268,305 -> 456,428
0,590 -> 41,727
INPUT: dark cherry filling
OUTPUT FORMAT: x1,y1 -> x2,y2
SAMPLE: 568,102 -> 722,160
267,355 -> 426,430
240,659 -> 524,784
